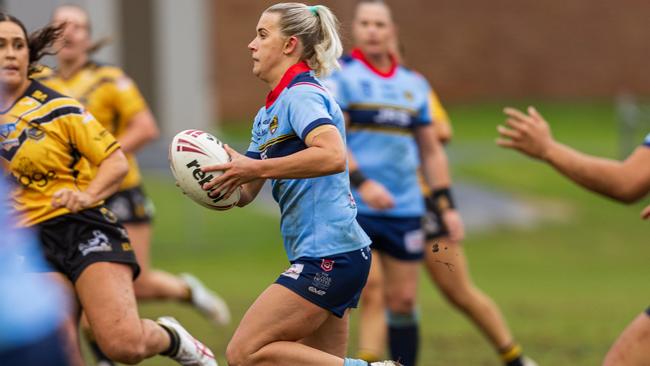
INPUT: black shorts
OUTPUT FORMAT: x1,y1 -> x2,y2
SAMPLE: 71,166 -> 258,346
104,185 -> 154,224
422,197 -> 449,240
35,206 -> 140,283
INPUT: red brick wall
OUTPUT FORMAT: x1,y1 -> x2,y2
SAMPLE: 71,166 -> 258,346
213,0 -> 650,120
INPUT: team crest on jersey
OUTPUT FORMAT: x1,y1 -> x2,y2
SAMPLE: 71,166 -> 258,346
27,127 -> 45,141
0,123 -> 16,138
404,90 -> 414,102
320,259 -> 334,272
31,90 -> 48,102
269,116 -> 279,134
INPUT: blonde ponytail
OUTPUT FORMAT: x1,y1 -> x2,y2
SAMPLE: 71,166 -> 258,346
265,3 -> 343,77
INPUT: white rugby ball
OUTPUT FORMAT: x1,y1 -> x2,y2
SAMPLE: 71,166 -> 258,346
169,129 -> 240,210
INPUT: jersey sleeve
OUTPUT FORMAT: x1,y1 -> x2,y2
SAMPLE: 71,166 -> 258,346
287,86 -> 335,141
429,89 -> 450,126
415,77 -> 434,126
245,109 -> 264,159
110,70 -> 148,122
64,104 -> 120,166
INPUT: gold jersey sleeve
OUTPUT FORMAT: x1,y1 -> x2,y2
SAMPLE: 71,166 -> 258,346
429,89 -> 450,126
1,81 -> 120,227
34,62 -> 148,190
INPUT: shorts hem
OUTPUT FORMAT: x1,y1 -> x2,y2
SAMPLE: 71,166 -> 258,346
71,258 -> 141,284
275,279 -> 346,318
372,247 -> 423,261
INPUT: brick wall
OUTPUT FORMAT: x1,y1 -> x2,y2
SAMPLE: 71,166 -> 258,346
213,0 -> 650,120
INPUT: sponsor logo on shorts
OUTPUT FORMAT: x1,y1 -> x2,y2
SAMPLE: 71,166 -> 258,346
320,259 -> 334,272
106,196 -> 130,222
121,242 -> 133,251
404,229 -> 425,254
100,207 -> 118,224
360,248 -> 369,260
78,230 -> 113,256
312,272 -> 332,290
281,263 -> 304,280
117,227 -> 129,240
308,286 -> 327,296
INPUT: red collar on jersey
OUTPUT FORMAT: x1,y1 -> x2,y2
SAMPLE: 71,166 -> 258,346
350,48 -> 398,78
266,61 -> 312,108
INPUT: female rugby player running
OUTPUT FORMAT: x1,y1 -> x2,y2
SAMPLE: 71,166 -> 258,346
498,105 -> 650,366
0,13 -> 215,366
201,3 -> 398,366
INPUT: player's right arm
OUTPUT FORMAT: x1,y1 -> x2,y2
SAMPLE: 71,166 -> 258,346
497,106 -> 650,203
344,111 -> 395,210
52,104 -> 128,212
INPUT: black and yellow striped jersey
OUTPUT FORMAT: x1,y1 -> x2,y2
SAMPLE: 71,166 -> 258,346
1,80 -> 120,227
34,62 -> 147,190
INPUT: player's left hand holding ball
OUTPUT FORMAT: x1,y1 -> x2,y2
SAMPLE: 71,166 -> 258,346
52,189 -> 95,213
201,144 -> 260,199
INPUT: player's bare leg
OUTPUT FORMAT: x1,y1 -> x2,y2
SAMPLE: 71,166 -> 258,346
381,255 -> 420,366
603,311 -> 650,366
425,237 -> 534,365
75,262 -> 215,365
227,284 -> 399,366
357,251 -> 387,361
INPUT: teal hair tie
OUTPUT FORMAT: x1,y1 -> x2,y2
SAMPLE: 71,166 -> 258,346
309,5 -> 319,16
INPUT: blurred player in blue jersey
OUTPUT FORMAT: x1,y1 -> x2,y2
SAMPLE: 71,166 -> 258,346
325,2 -> 536,366
0,176 -> 71,366
499,106 -> 650,366
201,3 -> 398,366
324,2 -> 461,365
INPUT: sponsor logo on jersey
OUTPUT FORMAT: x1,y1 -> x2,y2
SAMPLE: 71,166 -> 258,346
78,230 -> 113,256
320,259 -> 334,272
0,123 -> 16,138
26,127 -> 45,141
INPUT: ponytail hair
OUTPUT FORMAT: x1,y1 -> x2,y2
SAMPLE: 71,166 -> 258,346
0,13 -> 64,75
265,3 -> 343,77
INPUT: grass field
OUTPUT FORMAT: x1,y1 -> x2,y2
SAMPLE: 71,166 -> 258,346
129,101 -> 649,365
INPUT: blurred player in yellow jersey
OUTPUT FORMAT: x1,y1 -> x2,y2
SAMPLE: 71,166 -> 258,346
34,4 -> 229,365
0,13 -> 215,366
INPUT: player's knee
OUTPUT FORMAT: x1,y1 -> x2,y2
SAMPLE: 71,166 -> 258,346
226,339 -> 253,366
100,334 -> 147,364
386,293 -> 416,313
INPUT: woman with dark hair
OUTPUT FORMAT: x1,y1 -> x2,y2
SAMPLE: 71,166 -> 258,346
0,13 -> 215,366
36,2 -> 230,328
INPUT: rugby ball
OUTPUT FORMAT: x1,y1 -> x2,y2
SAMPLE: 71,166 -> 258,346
169,129 -> 240,210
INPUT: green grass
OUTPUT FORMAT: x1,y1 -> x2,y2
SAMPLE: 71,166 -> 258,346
127,100 -> 649,365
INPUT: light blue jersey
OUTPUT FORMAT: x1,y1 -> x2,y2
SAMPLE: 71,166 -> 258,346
245,62 -> 370,261
0,178 -> 66,352
324,49 -> 433,218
